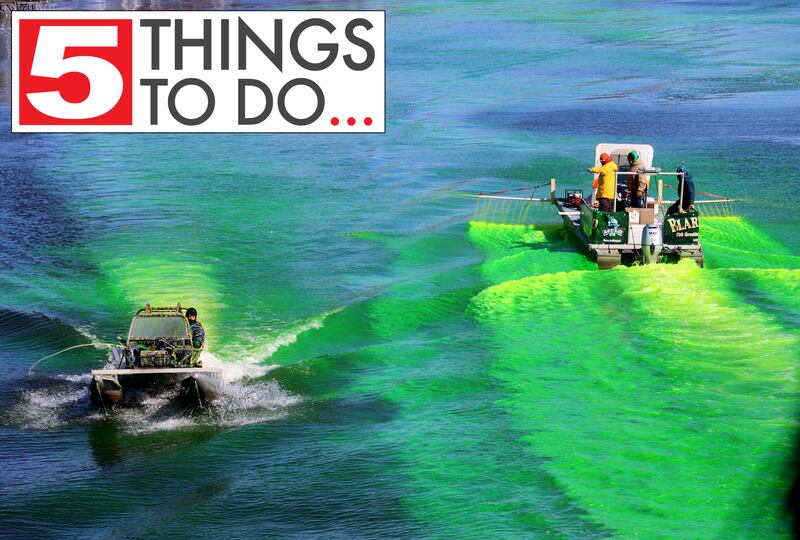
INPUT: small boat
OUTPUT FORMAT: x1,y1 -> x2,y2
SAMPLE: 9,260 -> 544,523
475,143 -> 736,269
89,304 -> 222,410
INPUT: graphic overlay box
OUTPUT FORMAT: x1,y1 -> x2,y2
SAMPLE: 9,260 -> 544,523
12,11 -> 385,133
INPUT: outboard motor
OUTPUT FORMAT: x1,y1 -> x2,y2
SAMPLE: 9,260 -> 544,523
641,224 -> 663,264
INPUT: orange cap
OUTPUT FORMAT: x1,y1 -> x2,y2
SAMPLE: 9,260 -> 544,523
599,153 -> 612,164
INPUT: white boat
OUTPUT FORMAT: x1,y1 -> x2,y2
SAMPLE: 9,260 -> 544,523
476,143 -> 735,269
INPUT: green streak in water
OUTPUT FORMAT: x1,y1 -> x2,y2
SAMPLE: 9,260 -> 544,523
468,218 -> 800,538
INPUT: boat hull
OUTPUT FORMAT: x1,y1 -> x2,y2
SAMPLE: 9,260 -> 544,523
88,367 -> 223,410
90,376 -> 124,410
180,372 -> 223,408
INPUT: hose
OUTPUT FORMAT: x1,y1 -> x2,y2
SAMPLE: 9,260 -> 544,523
28,342 -> 115,376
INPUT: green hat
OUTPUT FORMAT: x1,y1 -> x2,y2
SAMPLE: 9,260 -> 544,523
627,150 -> 639,162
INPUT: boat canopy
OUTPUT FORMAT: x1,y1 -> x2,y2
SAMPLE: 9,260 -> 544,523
129,315 -> 190,339
594,143 -> 654,168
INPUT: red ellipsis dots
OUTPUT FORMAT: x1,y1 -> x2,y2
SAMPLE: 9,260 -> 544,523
331,116 -> 373,128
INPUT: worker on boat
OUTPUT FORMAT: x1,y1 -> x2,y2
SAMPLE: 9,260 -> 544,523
185,307 -> 206,349
667,166 -> 696,214
626,150 -> 648,208
588,152 -> 619,212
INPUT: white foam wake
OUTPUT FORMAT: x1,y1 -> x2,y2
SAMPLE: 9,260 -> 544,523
213,307 -> 342,381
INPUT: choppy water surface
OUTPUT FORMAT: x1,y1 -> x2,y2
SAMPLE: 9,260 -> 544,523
2,1 -> 800,538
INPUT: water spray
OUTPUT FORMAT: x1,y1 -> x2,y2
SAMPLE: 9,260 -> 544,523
473,181 -> 556,226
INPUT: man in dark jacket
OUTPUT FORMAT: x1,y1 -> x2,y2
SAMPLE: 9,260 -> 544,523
186,307 -> 205,349
667,166 -> 696,214
626,150 -> 648,208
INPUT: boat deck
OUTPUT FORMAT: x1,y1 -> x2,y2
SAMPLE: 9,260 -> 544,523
92,367 -> 222,376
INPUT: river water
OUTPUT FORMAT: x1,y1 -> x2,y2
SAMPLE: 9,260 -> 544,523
1,1 -> 800,538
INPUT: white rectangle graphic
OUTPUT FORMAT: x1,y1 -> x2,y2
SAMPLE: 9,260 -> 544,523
12,11 -> 385,133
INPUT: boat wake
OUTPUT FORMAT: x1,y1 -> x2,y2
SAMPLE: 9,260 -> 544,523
3,360 -> 301,434
5,377 -> 93,430
105,377 -> 301,434
465,215 -> 800,538
218,307 -> 342,368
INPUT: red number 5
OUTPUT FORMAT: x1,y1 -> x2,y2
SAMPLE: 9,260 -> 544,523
18,19 -> 132,125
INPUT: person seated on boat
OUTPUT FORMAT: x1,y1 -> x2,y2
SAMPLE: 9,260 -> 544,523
666,166 -> 696,214
626,150 -> 648,208
588,152 -> 619,212
185,307 -> 205,349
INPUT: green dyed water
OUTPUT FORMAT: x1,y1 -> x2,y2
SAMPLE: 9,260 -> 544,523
469,218 -> 800,538
2,1 -> 800,538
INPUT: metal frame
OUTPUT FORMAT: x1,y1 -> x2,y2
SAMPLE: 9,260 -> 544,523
127,303 -> 192,344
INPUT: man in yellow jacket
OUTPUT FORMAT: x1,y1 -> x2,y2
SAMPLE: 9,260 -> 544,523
589,153 -> 619,212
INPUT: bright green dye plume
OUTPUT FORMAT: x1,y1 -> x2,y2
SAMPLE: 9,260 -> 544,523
468,216 -> 800,538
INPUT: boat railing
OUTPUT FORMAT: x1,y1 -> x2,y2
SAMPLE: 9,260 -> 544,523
135,303 -> 185,316
476,173 -> 736,204
611,170 -> 736,217
473,172 -> 738,222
